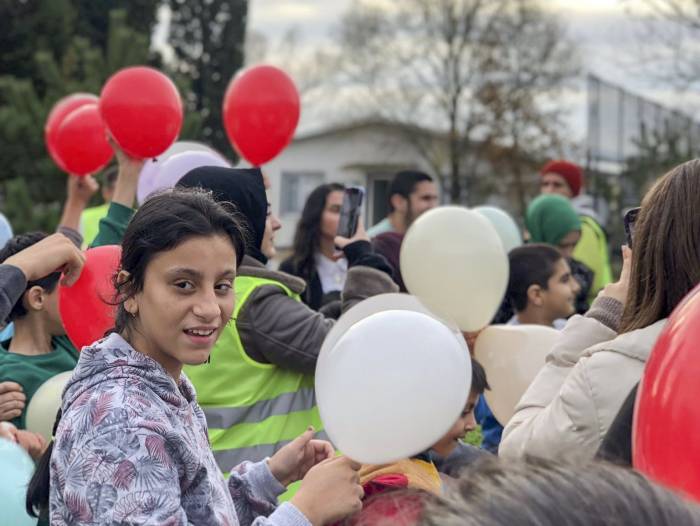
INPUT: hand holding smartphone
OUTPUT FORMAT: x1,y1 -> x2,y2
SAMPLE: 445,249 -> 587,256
336,187 -> 365,239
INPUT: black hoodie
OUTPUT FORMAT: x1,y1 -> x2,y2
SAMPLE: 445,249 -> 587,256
178,166 -> 269,264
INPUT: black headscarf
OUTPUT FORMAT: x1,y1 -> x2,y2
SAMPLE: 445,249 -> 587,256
178,166 -> 268,264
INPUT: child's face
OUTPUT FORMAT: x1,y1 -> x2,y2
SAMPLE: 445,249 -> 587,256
431,391 -> 480,458
261,204 -> 282,259
127,234 -> 237,378
541,258 -> 579,320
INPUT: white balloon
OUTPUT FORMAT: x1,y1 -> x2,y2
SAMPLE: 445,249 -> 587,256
474,324 -> 560,426
316,310 -> 471,465
473,206 -> 523,253
320,293 -> 462,359
317,294 -> 469,408
400,206 -> 509,332
25,371 -> 73,442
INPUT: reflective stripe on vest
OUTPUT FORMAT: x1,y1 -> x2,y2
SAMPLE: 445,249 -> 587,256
184,275 -> 323,474
203,386 -> 317,428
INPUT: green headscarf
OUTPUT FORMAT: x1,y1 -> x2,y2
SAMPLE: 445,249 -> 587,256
526,194 -> 581,246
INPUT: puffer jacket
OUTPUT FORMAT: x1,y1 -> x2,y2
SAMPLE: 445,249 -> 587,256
49,332 -> 309,526
499,297 -> 666,461
237,244 -> 399,375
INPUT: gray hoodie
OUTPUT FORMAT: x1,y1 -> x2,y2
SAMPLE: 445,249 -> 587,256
49,332 -> 310,526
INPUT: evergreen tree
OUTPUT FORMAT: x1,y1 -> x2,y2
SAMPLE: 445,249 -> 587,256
0,9 -> 163,232
168,0 -> 248,156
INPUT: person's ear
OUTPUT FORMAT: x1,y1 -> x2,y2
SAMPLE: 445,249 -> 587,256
527,284 -> 544,307
23,285 -> 46,312
390,194 -> 408,214
117,270 -> 138,316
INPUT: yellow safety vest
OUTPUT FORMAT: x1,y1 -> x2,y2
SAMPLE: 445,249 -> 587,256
184,275 -> 324,497
573,215 -> 613,302
79,203 -> 110,249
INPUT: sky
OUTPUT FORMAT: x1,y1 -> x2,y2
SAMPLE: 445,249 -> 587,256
157,1 -> 699,149
247,0 -> 675,92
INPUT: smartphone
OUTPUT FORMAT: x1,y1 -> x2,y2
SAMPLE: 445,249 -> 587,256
624,207 -> 640,249
336,187 -> 365,238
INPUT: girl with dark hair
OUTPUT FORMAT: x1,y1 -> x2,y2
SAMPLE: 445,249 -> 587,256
279,183 -> 346,311
177,168 -> 397,481
501,160 -> 700,460
27,189 -> 364,526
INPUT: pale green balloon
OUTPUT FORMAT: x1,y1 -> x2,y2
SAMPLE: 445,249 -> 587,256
0,437 -> 38,526
474,206 -> 523,253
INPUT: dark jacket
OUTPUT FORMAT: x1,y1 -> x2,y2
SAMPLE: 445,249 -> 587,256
238,241 -> 398,375
372,232 -> 406,292
569,257 -> 594,315
596,382 -> 638,466
278,257 -> 329,311
431,441 -> 489,478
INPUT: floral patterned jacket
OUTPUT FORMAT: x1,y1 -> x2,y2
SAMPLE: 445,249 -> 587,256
49,332 -> 310,526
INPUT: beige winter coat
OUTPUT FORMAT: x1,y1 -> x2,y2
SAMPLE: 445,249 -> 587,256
499,297 -> 667,461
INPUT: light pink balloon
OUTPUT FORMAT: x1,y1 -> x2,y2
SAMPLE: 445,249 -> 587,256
152,150 -> 231,195
136,146 -> 231,204
137,157 -> 161,204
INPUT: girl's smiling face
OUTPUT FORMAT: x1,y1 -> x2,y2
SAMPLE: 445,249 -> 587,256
123,234 -> 237,379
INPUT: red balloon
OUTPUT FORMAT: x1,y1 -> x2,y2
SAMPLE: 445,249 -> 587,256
53,104 -> 114,176
59,245 -> 121,351
633,283 -> 700,502
100,66 -> 183,159
222,65 -> 300,166
45,93 -> 99,171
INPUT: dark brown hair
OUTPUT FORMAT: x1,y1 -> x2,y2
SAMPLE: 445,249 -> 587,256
0,231 -> 60,321
290,182 -> 345,286
507,244 -> 564,312
620,160 -> 700,332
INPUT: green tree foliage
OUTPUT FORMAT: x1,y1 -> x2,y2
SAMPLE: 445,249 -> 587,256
334,0 -> 576,206
3,178 -> 62,235
0,0 -> 76,80
623,126 -> 699,205
72,0 -> 160,53
0,9 -> 156,232
168,0 -> 248,156
0,4 -> 204,233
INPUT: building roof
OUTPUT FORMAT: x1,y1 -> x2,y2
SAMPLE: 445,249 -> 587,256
294,117 -> 442,143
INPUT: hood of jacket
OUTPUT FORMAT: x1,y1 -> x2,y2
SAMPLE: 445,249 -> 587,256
62,332 -> 194,414
178,166 -> 269,265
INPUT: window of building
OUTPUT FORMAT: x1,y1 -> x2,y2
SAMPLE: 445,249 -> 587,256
280,171 -> 325,215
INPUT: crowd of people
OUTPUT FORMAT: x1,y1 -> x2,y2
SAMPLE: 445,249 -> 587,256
0,140 -> 699,526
